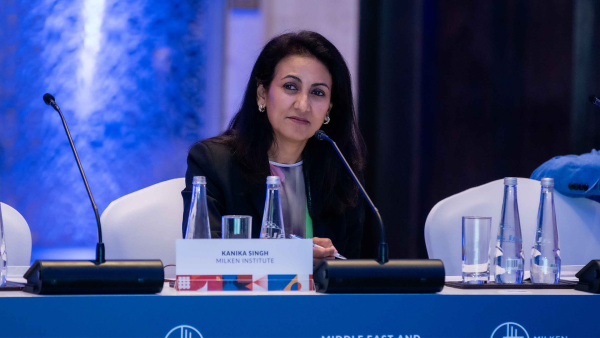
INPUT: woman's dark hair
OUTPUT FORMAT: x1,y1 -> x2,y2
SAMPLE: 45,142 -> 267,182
218,31 -> 366,216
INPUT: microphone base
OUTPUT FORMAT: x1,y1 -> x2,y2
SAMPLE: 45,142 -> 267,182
23,260 -> 165,295
574,259 -> 600,293
313,259 -> 445,293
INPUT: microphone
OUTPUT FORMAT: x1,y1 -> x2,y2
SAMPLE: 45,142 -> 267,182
22,94 -> 164,295
314,130 -> 388,263
312,130 -> 445,293
589,95 -> 600,109
42,93 -> 105,264
43,93 -> 59,110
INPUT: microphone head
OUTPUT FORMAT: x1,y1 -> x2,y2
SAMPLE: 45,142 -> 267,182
314,130 -> 327,141
589,95 -> 598,104
43,93 -> 55,105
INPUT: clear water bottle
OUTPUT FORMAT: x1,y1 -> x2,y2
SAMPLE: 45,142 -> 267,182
0,204 -> 6,287
531,178 -> 561,284
260,176 -> 285,239
185,176 -> 211,239
491,177 -> 524,283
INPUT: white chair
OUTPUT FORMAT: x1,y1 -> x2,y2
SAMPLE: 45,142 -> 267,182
424,178 -> 600,276
100,178 -> 185,278
1,202 -> 32,266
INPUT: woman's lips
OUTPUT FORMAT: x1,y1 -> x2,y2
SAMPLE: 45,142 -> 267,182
287,116 -> 310,125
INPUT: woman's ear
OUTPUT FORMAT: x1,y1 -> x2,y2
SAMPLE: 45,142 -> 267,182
257,84 -> 267,107
327,103 -> 333,114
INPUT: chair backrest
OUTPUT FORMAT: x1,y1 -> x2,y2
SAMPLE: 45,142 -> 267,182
100,178 -> 185,278
1,202 -> 32,266
424,178 -> 600,276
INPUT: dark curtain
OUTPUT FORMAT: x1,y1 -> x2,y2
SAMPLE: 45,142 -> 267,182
358,0 -> 600,259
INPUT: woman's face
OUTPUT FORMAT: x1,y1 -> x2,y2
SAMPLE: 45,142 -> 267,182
257,55 -> 333,146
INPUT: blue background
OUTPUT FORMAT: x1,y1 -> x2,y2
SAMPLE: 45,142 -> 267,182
0,0 -> 223,260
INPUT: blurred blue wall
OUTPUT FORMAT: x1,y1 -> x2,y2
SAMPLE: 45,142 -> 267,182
0,0 -> 224,260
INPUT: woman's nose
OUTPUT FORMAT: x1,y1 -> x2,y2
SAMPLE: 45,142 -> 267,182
294,93 -> 310,112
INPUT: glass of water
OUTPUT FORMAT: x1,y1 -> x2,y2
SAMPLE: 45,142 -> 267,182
222,215 -> 252,239
462,216 -> 492,284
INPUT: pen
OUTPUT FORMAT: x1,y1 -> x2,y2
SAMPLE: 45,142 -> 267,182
288,234 -> 347,259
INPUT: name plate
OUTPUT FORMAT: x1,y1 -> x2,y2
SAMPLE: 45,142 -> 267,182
175,239 -> 313,292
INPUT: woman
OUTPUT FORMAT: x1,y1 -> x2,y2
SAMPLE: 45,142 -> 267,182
182,31 -> 366,259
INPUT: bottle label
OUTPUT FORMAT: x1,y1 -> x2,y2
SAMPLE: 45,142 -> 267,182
505,258 -> 523,272
536,237 -> 553,245
260,221 -> 285,239
496,235 -> 522,243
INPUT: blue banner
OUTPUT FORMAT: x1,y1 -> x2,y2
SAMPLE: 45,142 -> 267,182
0,290 -> 596,337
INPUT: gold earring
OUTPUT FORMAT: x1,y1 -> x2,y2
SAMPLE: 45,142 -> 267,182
258,105 -> 266,113
323,115 -> 330,125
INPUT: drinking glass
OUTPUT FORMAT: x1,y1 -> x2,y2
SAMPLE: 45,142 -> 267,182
222,215 -> 252,239
462,216 -> 492,284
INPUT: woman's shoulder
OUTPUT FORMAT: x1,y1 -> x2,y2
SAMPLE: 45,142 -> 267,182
187,136 -> 239,174
189,136 -> 234,159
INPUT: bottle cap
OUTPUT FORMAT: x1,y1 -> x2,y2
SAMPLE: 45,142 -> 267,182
193,176 -> 206,185
541,177 -> 554,187
267,176 -> 280,185
504,177 -> 517,185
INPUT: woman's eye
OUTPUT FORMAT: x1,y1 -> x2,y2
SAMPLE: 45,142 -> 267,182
312,89 -> 325,97
283,83 -> 297,90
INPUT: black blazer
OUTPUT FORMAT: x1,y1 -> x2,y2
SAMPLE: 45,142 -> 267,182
181,139 -> 365,258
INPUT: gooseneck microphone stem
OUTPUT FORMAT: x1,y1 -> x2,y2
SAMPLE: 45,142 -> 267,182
314,131 -> 388,264
23,94 -> 164,295
311,130 -> 444,293
43,94 -> 105,264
